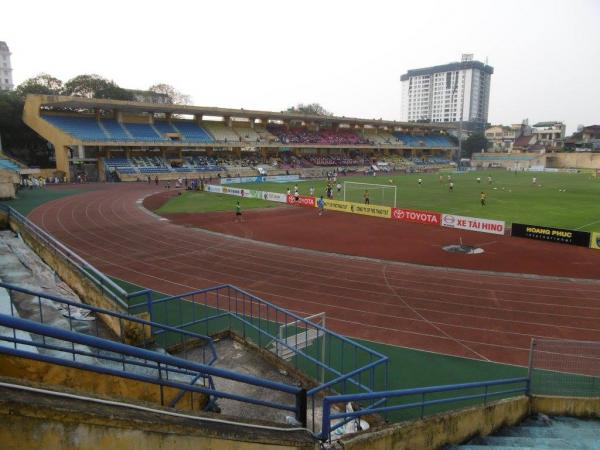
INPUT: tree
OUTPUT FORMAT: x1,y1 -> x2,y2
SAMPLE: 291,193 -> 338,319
94,84 -> 135,101
148,83 -> 191,105
461,133 -> 490,158
0,91 -> 50,166
15,73 -> 63,98
287,103 -> 333,116
62,74 -> 134,100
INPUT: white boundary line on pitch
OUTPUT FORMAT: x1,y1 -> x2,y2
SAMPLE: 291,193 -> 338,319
575,219 -> 600,231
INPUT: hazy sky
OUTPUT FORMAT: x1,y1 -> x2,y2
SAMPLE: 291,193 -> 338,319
3,0 -> 599,133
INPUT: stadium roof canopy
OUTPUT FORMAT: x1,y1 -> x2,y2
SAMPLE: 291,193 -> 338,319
36,95 -> 455,130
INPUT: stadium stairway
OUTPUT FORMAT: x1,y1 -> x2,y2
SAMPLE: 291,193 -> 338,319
452,414 -> 600,450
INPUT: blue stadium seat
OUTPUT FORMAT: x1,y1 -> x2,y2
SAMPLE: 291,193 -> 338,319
0,159 -> 20,172
101,120 -> 133,141
123,123 -> 167,142
43,115 -> 108,141
154,121 -> 178,135
172,122 -> 213,143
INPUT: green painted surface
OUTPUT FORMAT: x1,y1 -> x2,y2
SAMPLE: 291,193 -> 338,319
231,170 -> 600,231
155,191 -> 278,214
1,187 -> 83,215
114,277 -> 600,421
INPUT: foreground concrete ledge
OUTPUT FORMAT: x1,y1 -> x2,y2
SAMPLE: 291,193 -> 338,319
531,395 -> 600,418
0,380 -> 317,450
338,396 -> 530,450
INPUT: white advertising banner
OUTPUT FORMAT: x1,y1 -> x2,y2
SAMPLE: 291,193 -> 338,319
441,214 -> 506,235
206,184 -> 223,193
261,191 -> 288,203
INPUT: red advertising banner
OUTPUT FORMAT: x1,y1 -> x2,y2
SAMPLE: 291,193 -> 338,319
392,208 -> 441,226
287,195 -> 316,207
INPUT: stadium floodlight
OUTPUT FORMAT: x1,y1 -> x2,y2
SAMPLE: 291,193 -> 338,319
343,181 -> 397,208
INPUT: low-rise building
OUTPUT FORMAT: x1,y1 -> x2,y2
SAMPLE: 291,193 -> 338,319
564,125 -> 600,151
531,121 -> 565,149
485,122 -> 531,152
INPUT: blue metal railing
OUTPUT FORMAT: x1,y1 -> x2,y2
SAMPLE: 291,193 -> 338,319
320,377 -> 530,440
0,313 -> 307,423
0,282 -> 217,367
0,204 -> 129,309
130,283 -> 390,432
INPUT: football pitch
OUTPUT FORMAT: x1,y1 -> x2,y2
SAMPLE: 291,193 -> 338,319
231,170 -> 600,231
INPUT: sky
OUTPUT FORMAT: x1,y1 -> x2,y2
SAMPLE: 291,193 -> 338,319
3,0 -> 599,134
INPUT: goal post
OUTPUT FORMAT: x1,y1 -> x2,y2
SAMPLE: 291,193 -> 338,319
343,181 -> 397,208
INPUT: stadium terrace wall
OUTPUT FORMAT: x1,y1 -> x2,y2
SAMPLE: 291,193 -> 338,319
472,152 -> 600,171
0,381 -> 316,450
471,153 -> 546,170
221,175 -> 300,185
0,356 -> 206,413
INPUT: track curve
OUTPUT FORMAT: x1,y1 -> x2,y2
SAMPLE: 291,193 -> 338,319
29,183 -> 600,367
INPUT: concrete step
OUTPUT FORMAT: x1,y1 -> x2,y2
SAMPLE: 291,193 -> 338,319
520,415 -> 600,431
498,425 -> 600,439
482,436 -> 593,449
551,416 -> 600,430
457,446 -> 539,450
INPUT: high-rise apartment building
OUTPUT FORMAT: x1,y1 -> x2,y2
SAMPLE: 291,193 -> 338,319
0,41 -> 14,91
401,54 -> 493,131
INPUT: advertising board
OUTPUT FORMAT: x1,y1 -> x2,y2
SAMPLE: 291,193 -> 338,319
442,214 -> 506,235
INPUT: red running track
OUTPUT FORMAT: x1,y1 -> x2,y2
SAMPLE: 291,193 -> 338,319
28,183 -> 600,367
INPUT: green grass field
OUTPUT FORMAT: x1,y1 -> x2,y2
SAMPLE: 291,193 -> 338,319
155,191 -> 277,214
231,170 -> 600,231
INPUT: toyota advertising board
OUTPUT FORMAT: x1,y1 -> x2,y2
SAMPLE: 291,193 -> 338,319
287,195 -> 316,207
441,214 -> 506,235
392,208 -> 441,226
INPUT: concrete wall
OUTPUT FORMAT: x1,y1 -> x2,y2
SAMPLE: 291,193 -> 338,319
472,152 -> 600,170
0,382 -> 316,450
471,154 -> 546,170
7,217 -> 148,342
546,153 -> 600,169
339,397 -> 530,450
0,355 -> 207,412
339,395 -> 600,449
531,395 -> 600,417
0,169 -> 19,199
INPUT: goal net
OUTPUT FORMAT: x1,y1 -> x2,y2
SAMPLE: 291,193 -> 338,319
343,181 -> 397,208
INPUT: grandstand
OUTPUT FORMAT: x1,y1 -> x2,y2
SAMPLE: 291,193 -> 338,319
23,95 -> 457,181
0,159 -> 21,173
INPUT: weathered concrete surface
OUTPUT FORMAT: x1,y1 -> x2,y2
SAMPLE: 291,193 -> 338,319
532,395 -> 600,418
200,337 -> 305,424
0,230 -> 113,338
0,381 -> 317,450
7,218 -> 148,342
0,169 -> 19,200
0,354 -> 207,412
339,396 -> 529,450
